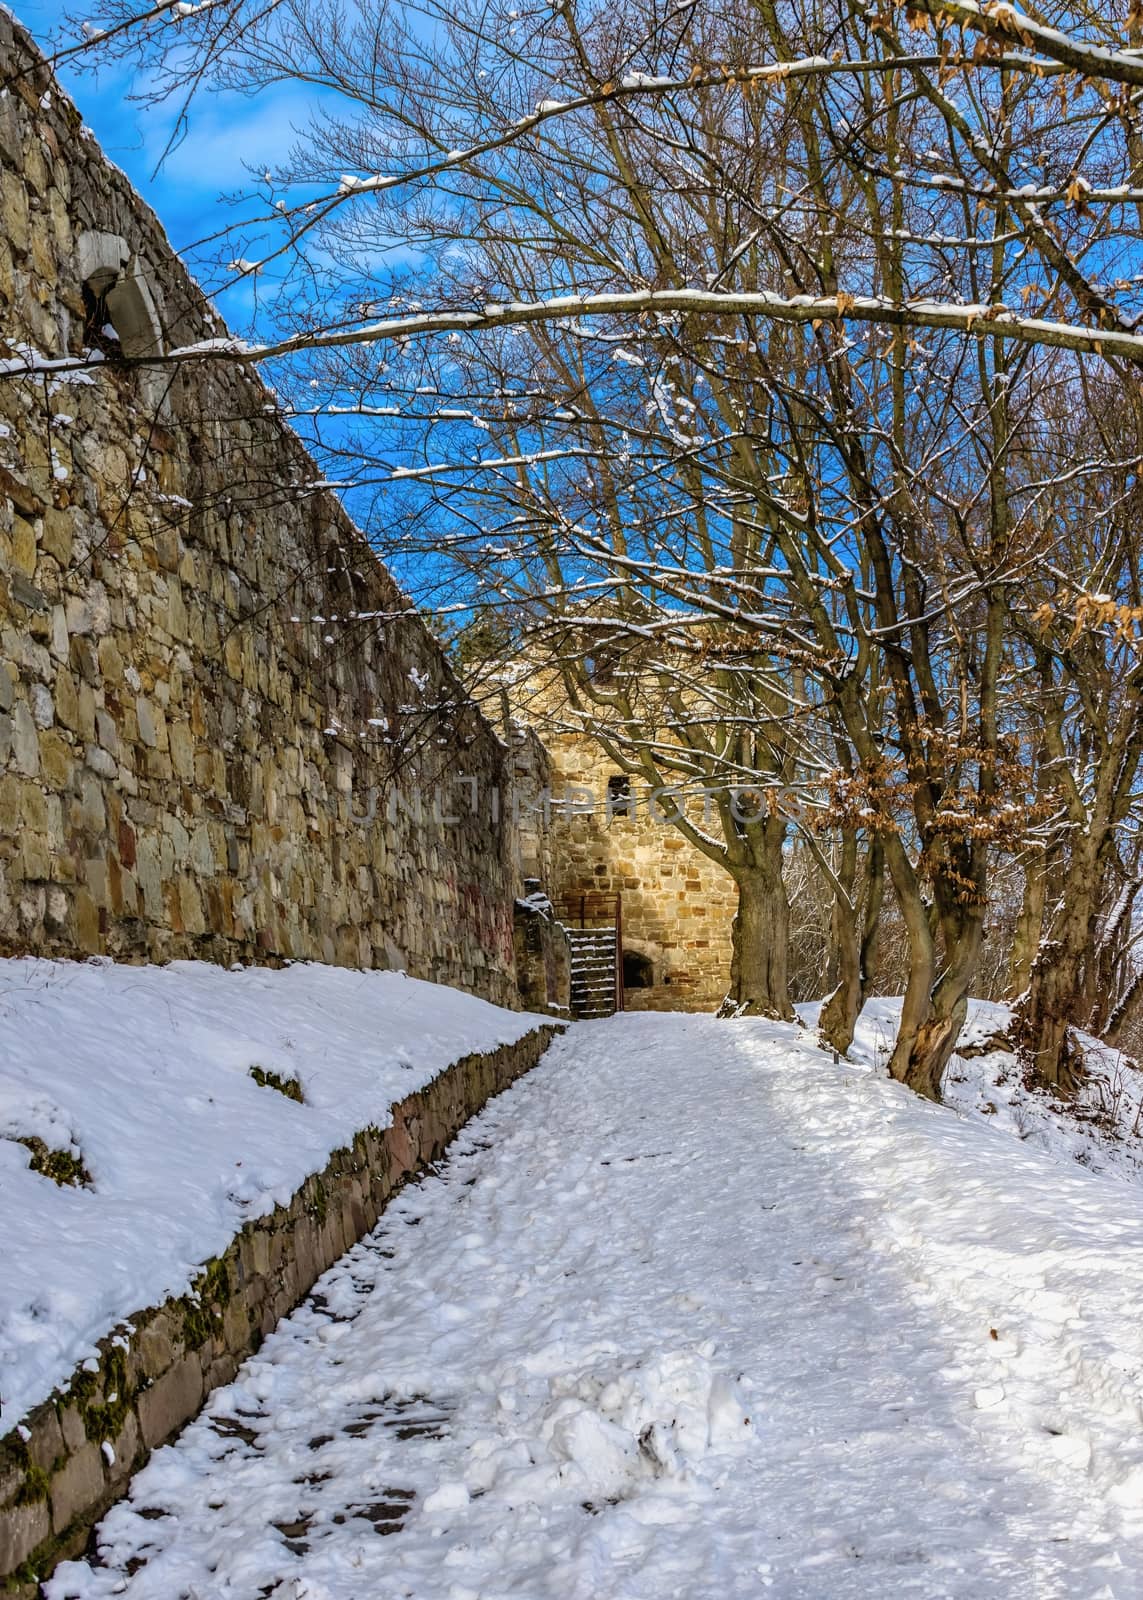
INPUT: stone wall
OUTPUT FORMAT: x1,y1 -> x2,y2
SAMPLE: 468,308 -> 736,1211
514,891 -> 572,1017
505,723 -> 571,1015
507,723 -> 556,888
0,15 -> 527,1004
544,731 -> 736,1013
0,1023 -> 561,1594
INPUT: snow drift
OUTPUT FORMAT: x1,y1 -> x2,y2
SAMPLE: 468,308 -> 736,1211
0,957 -> 546,1423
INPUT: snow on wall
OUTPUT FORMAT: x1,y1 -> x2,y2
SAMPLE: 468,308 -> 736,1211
0,957 -> 550,1423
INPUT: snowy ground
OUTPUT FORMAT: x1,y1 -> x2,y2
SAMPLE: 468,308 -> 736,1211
804,996 -> 1143,1187
49,1013 -> 1143,1600
0,958 -> 546,1423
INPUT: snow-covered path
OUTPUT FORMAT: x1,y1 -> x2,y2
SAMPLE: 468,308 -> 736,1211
50,1016 -> 1143,1600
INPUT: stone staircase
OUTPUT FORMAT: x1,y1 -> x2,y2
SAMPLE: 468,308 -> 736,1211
565,926 -> 619,1019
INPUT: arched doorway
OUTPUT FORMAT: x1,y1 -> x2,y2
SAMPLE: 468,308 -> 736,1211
623,949 -> 654,990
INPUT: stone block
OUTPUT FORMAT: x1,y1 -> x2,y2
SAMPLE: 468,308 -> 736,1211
40,509 -> 73,568
204,1352 -> 240,1393
0,1455 -> 22,1508
9,704 -> 40,780
134,695 -> 158,748
137,1311 -> 178,1380
73,888 -> 101,954
222,1298 -> 249,1354
250,1229 -> 270,1278
104,1411 -> 140,1488
0,1498 -> 49,1575
106,262 -> 164,358
0,171 -> 28,257
27,1407 -> 64,1473
137,1354 -> 203,1451
77,775 -> 106,832
9,515 -> 38,579
49,1440 -> 105,1536
53,668 -> 81,735
169,720 -> 194,780
76,229 -> 129,293
96,638 -> 123,683
58,1405 -> 85,1454
0,88 -> 18,167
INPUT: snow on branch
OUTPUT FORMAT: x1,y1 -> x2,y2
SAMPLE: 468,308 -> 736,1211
389,448 -> 597,480
903,0 -> 1143,90
7,290 -> 1143,384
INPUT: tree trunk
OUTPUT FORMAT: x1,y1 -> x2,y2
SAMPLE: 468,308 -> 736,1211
890,969 -> 974,1102
819,830 -> 866,1056
1013,923 -> 1089,1092
884,853 -> 984,1101
725,857 -> 793,1020
819,907 -> 861,1054
860,835 -> 885,1005
1014,847 -> 1097,1090
1105,965 -> 1143,1048
886,928 -> 938,1094
1008,854 -> 1047,998
1013,955 -> 1085,1091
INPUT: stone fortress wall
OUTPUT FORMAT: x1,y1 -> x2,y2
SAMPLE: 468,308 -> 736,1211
0,12 -> 551,1007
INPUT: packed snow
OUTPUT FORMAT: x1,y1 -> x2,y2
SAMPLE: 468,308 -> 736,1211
0,957 -> 547,1424
48,1013 -> 1143,1599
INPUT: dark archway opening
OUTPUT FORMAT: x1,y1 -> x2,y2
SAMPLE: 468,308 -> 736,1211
624,950 -> 654,989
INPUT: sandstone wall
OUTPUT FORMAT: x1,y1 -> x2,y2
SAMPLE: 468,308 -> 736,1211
0,15 -> 523,1002
0,1023 -> 560,1594
544,732 -> 736,1013
506,724 -> 572,1015
507,723 -> 556,887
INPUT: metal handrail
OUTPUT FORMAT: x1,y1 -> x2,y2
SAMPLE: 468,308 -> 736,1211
556,893 -> 624,1014
616,893 -> 624,1013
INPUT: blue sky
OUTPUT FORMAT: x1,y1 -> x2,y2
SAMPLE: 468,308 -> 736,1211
15,2 -> 419,531
18,0 -> 322,328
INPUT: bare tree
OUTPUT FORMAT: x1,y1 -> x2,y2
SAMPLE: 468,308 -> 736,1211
1000,373 -> 1143,1084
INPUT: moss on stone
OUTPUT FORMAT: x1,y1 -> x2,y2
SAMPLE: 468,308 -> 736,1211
0,1428 -> 28,1482
14,1462 -> 50,1507
0,1423 -> 61,1510
78,1345 -> 131,1443
13,1136 -> 92,1188
248,1064 -> 304,1102
68,1364 -> 99,1408
10,1555 -> 42,1589
307,1179 -> 328,1225
180,1254 -> 232,1347
195,1255 -> 232,1306
1,1429 -> 39,1509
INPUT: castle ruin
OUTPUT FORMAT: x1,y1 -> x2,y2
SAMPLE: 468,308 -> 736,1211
0,15 -> 734,1023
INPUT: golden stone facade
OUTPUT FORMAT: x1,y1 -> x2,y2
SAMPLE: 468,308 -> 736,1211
543,730 -> 736,1013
